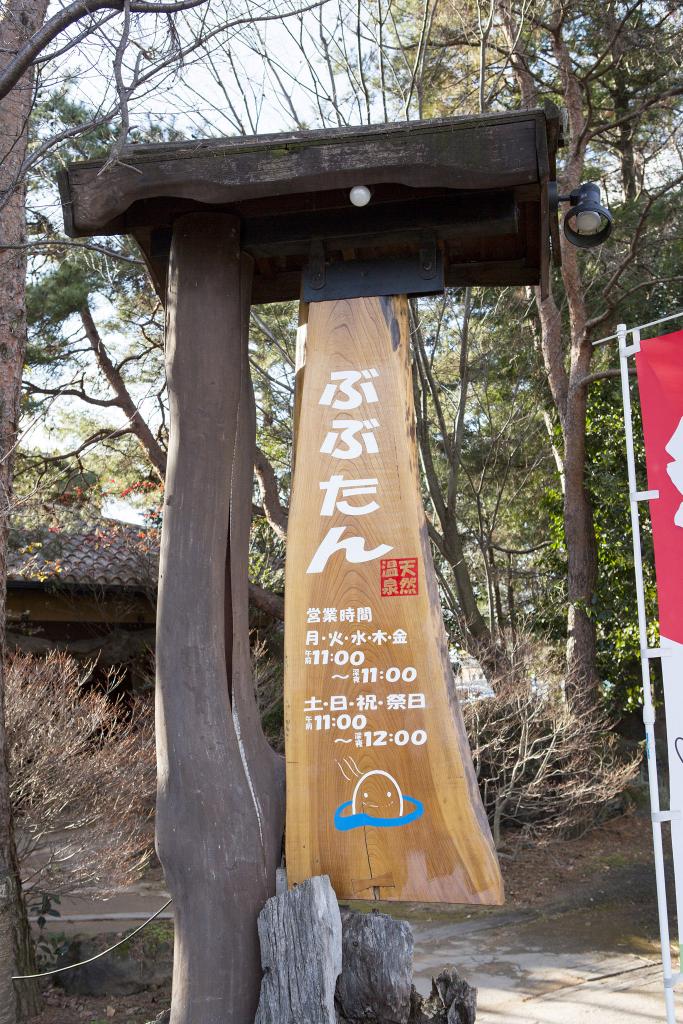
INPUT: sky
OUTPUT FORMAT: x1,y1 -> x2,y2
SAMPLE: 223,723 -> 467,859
46,0 -> 383,140
25,0 -> 394,524
29,1 -> 682,522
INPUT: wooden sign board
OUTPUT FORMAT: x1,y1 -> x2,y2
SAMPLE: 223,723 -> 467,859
284,295 -> 503,905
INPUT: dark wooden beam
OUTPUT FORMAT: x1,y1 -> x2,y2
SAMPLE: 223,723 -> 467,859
444,260 -> 538,287
59,109 -> 555,237
59,106 -> 561,300
135,253 -> 540,305
242,192 -> 518,258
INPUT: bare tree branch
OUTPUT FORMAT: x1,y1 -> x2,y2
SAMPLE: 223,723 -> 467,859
576,367 -> 635,386
0,0 -> 213,100
80,304 -> 167,477
254,446 -> 288,541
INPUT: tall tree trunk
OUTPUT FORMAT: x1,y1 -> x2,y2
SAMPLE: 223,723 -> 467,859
500,0 -> 601,700
441,522 -> 510,683
606,1 -> 638,201
562,345 -> 599,698
536,262 -> 600,701
550,22 -> 600,700
0,2 -> 49,1019
155,213 -> 284,1024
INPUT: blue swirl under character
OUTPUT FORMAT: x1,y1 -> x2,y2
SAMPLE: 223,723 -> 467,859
334,769 -> 424,831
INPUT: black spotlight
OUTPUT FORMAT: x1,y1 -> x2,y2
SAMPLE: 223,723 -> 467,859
549,181 -> 613,249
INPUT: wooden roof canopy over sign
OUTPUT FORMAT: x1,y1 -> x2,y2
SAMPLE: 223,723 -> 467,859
58,103 -> 563,304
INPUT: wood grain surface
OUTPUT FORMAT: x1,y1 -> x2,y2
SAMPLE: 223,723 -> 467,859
61,109 -> 545,232
156,213 -> 283,1024
284,295 -> 503,905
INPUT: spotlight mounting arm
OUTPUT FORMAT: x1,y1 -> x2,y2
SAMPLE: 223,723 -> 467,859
549,180 -> 613,249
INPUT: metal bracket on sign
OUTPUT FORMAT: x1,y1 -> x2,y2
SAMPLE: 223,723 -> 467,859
418,237 -> 438,281
302,237 -> 444,302
307,238 -> 326,291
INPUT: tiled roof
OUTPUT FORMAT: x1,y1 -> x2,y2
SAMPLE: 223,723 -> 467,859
7,517 -> 159,589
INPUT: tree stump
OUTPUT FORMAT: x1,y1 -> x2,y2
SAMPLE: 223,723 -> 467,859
255,876 -> 342,1024
254,876 -> 476,1024
336,908 -> 413,1023
408,970 -> 477,1024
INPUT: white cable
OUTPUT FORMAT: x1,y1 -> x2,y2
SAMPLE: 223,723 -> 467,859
12,898 -> 173,981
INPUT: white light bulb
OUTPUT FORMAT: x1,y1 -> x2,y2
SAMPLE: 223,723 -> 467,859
575,209 -> 602,235
349,185 -> 371,207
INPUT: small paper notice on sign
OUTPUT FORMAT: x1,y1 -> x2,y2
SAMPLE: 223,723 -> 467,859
380,557 -> 418,597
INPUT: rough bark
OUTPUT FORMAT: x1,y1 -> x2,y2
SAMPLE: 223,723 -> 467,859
561,255 -> 599,702
500,4 -> 601,700
549,26 -> 600,700
155,212 -> 284,1024
536,261 -> 599,700
254,876 -> 342,1024
254,446 -> 288,541
409,970 -> 477,1024
0,1 -> 50,1019
336,909 -> 413,1024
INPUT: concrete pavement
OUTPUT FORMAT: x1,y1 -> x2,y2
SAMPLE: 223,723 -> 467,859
411,903 -> 670,1023
38,857 -> 677,1022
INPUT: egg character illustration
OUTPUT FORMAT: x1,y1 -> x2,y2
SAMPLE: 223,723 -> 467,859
334,767 -> 423,831
352,770 -> 404,820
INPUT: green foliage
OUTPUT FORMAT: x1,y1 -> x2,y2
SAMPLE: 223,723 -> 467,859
27,893 -> 70,969
16,5 -> 683,720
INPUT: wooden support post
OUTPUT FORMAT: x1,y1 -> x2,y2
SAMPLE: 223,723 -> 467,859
285,295 -> 503,905
156,213 -> 284,1024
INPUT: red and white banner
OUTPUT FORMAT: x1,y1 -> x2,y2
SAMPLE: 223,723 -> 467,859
636,328 -> 683,934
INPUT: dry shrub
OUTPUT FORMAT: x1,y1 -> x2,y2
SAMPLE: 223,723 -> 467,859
462,643 -> 639,848
5,651 -> 155,898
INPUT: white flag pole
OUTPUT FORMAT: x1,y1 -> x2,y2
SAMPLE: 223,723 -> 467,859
618,321 -> 678,1021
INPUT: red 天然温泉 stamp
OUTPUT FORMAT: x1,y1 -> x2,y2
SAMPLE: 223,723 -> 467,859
380,557 -> 418,596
